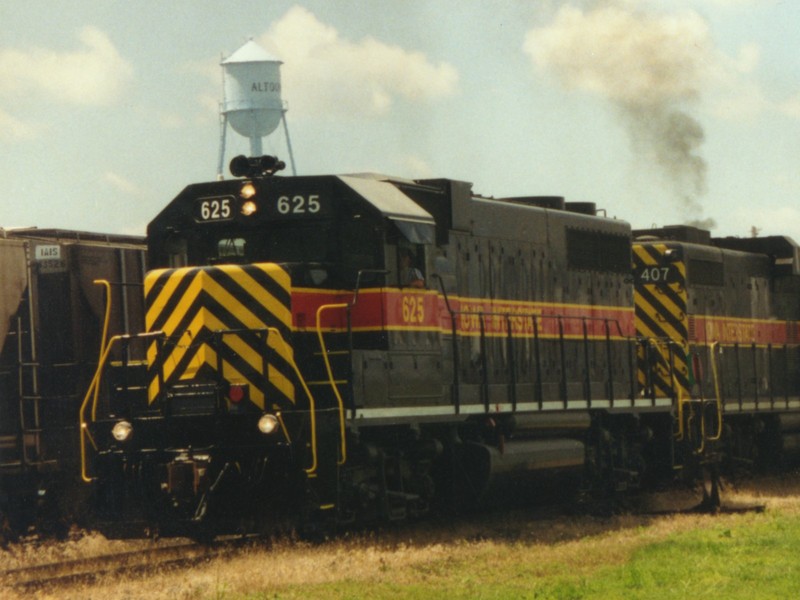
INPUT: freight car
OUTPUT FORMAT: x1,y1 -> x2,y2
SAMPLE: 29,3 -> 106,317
79,157 -> 800,539
0,229 -> 145,538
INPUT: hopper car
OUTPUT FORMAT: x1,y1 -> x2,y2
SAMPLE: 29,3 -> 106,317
0,229 -> 145,538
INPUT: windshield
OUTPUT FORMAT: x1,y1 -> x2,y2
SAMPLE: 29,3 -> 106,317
166,218 -> 384,287
240,222 -> 335,264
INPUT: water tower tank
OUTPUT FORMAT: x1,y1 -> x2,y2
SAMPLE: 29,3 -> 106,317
222,40 -> 284,147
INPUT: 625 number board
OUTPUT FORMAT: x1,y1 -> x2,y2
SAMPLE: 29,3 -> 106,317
194,196 -> 234,222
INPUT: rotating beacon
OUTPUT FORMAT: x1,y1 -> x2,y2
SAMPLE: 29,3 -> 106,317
217,39 -> 296,177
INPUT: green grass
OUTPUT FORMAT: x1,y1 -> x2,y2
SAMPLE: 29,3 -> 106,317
220,511 -> 800,600
581,516 -> 800,600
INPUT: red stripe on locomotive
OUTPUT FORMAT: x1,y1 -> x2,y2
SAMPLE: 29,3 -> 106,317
291,288 -> 634,339
690,315 -> 800,346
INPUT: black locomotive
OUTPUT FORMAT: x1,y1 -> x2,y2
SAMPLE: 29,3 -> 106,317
0,229 -> 145,537
73,157 -> 800,539
633,226 -> 800,473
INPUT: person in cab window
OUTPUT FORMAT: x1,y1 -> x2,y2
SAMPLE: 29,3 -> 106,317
400,249 -> 425,288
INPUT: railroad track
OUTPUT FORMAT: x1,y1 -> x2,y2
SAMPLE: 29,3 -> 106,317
0,477 -> 772,592
0,537 -> 258,591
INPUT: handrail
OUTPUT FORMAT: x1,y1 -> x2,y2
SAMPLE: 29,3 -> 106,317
437,297 -> 629,408
208,326 -> 322,474
310,269 -> 385,467
634,336 -> 687,439
94,279 -> 112,357
707,341 -> 724,442
431,275 -> 460,411
315,303 -> 349,466
445,307 -> 628,335
434,272 -> 639,410
661,338 -> 723,451
79,331 -> 163,482
429,278 -> 630,411
79,327 -> 320,482
263,327 -> 320,474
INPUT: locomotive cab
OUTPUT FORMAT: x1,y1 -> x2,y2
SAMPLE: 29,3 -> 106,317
147,173 -> 435,291
142,172 -> 443,412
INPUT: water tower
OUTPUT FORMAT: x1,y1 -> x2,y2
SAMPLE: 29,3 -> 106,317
217,39 -> 296,177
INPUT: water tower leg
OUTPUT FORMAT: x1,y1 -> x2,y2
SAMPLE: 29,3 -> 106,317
250,136 -> 263,157
217,113 -> 228,180
281,112 -> 297,176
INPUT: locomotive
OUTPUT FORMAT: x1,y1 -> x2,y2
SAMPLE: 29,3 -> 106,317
633,226 -> 800,472
78,156 -> 800,539
0,229 -> 145,537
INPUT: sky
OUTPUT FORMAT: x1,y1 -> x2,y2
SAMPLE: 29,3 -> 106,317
2,0 -> 800,241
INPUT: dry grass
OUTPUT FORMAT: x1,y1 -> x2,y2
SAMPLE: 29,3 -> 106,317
4,474 -> 800,600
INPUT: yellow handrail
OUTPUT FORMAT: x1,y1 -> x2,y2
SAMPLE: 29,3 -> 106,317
674,386 -> 686,441
641,337 -> 686,442
675,342 -> 724,452
79,328 -> 321,482
79,332 -> 163,483
640,337 -> 692,446
264,327 -> 320,475
94,279 -> 112,357
79,333 -> 124,482
315,303 -> 349,466
707,341 -> 724,442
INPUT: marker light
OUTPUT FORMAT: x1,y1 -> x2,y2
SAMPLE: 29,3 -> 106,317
257,414 -> 279,435
241,200 -> 257,216
111,420 -> 133,442
240,182 -> 257,199
229,383 -> 247,404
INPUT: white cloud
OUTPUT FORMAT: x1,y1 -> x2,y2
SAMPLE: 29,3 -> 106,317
0,26 -> 133,106
779,94 -> 800,120
524,5 -> 714,107
103,171 -> 142,197
198,93 -> 222,117
256,6 -> 459,117
702,40 -> 768,120
699,0 -> 759,6
524,3 -> 800,125
710,82 -> 768,120
400,155 -> 434,179
156,111 -> 186,129
706,42 -> 800,122
733,43 -> 760,74
0,107 -> 41,141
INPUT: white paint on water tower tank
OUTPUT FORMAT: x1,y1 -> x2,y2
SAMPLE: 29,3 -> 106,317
222,40 -> 284,140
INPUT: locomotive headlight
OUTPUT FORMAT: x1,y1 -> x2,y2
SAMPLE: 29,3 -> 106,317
241,200 -> 258,216
111,420 -> 133,442
257,414 -> 279,435
240,182 -> 257,199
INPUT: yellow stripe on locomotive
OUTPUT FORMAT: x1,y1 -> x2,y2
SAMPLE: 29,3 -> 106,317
144,262 -> 294,409
633,243 -> 690,398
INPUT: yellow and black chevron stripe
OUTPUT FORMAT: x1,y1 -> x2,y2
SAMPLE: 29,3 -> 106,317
633,243 -> 690,398
144,263 -> 295,409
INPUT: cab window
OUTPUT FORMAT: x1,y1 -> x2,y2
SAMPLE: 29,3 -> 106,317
397,242 -> 425,288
